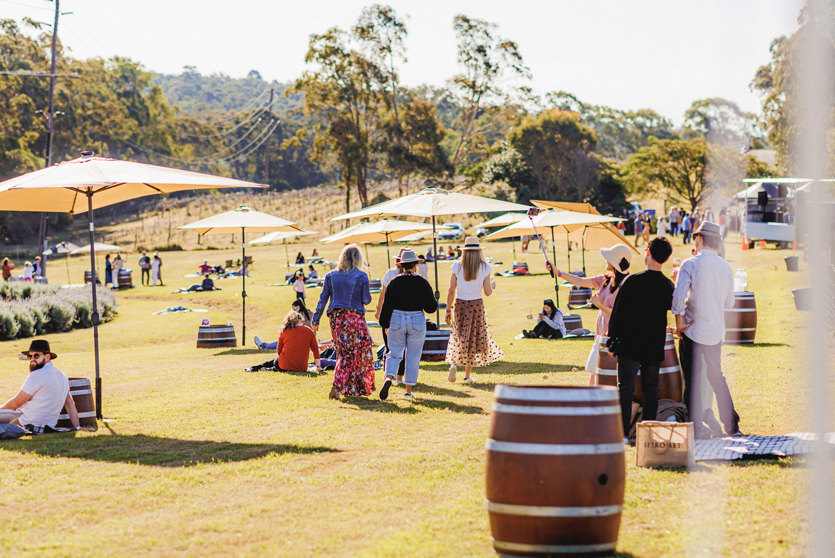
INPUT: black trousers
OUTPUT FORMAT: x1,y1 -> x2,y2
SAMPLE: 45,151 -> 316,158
617,356 -> 660,438
533,321 -> 563,339
381,327 -> 406,376
251,357 -> 286,372
141,268 -> 150,285
679,333 -> 739,435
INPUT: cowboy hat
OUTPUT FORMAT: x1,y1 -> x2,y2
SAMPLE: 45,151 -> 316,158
20,339 -> 57,360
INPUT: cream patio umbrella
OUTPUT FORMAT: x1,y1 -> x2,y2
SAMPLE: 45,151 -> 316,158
476,212 -> 527,260
44,240 -> 81,284
0,153 -> 265,419
180,206 -> 300,345
323,219 -> 447,268
71,242 -> 123,254
485,210 -> 622,307
330,187 -> 531,325
249,230 -> 318,268
532,200 -> 638,272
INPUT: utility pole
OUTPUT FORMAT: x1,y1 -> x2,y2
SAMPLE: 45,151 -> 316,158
37,0 -> 63,277
263,88 -> 274,185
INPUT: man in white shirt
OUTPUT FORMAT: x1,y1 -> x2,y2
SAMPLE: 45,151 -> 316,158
1,340 -> 85,432
672,221 -> 741,438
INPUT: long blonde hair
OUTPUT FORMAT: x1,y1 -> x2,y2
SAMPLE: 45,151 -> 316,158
280,311 -> 303,333
461,249 -> 487,282
337,244 -> 367,273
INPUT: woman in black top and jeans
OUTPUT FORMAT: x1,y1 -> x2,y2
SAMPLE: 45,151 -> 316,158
378,250 -> 438,400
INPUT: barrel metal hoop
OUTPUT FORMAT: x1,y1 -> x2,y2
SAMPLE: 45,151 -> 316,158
728,308 -> 757,312
486,439 -> 624,455
492,403 -> 621,416
493,540 -> 618,554
199,327 -> 235,332
58,411 -> 97,419
595,368 -> 617,376
494,385 -> 618,403
486,501 -> 622,517
725,328 -> 757,332
69,389 -> 93,396
659,366 -> 681,374
197,336 -> 237,341
68,380 -> 91,387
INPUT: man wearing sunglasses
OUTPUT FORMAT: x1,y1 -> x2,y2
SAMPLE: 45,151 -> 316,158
1,340 -> 85,432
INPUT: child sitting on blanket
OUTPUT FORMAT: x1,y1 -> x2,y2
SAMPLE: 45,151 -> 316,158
522,299 -> 566,339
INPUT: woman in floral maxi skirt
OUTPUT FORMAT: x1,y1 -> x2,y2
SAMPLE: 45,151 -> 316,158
445,237 -> 504,382
312,244 -> 375,399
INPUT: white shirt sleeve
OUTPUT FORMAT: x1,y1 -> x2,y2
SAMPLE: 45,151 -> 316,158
20,371 -> 44,396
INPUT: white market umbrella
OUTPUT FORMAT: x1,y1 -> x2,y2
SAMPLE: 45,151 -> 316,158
486,210 -> 622,307
71,242 -> 123,254
323,219 -> 444,267
181,206 -> 300,344
330,187 -> 530,324
249,230 -> 318,268
0,153 -> 265,420
476,213 -> 527,259
44,241 -> 81,284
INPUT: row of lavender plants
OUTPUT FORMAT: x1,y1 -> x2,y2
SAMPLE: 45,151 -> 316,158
0,283 -> 117,340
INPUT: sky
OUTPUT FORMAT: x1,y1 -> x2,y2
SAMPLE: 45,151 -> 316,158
1,0 -> 805,125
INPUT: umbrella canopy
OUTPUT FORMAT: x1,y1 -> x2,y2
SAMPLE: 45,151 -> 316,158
44,241 -> 81,255
393,230 -> 435,243
329,188 -> 530,325
249,230 -> 318,245
0,154 -> 266,421
179,206 -> 300,235
323,219 -> 446,267
320,223 -> 369,244
71,242 -> 123,255
180,206 -> 301,346
475,212 -> 527,228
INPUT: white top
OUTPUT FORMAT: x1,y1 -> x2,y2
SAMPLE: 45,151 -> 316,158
657,218 -> 669,235
672,249 -> 735,345
293,278 -> 305,293
451,261 -> 491,301
151,259 -> 161,272
382,267 -> 399,288
417,262 -> 428,280
23,266 -> 34,279
17,361 -> 69,428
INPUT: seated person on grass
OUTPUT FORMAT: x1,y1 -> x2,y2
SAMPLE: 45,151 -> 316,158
1,340 -> 92,432
306,265 -> 318,282
522,299 -> 566,339
198,260 -> 212,274
178,275 -> 217,293
246,311 -> 322,372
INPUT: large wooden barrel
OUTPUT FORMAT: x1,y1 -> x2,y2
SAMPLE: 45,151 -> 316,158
369,279 -> 382,291
34,277 -> 48,284
486,385 -> 625,556
84,270 -> 97,284
197,324 -> 237,348
116,269 -> 133,289
596,334 -> 683,403
563,314 -> 583,331
724,292 -> 756,344
56,378 -> 97,430
568,287 -> 592,309
421,329 -> 451,361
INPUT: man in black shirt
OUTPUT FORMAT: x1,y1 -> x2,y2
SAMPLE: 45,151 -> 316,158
607,237 -> 674,439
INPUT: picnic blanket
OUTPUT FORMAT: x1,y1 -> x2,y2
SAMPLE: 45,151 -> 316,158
695,432 -> 835,462
513,328 -> 594,340
153,306 -> 209,315
171,287 -> 222,294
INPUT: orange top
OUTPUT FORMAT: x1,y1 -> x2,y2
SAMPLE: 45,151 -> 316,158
276,325 -> 320,371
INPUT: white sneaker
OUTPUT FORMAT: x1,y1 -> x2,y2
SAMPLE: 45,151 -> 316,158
254,336 -> 264,350
403,392 -> 414,400
463,377 -> 475,383
448,365 -> 457,383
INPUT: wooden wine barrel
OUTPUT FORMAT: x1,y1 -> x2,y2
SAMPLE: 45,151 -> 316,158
197,324 -> 237,348
596,334 -> 683,404
84,270 -> 97,284
568,287 -> 592,309
116,269 -> 133,289
486,385 -> 625,557
724,291 -> 756,345
421,329 -> 451,361
56,378 -> 97,430
369,279 -> 382,292
563,314 -> 583,332
34,277 -> 48,284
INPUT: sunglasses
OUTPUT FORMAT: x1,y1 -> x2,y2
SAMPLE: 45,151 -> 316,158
28,353 -> 44,360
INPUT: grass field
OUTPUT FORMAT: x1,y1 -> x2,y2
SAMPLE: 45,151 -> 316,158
0,231 -> 830,557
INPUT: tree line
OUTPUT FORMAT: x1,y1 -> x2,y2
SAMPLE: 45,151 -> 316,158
2,3 -> 818,244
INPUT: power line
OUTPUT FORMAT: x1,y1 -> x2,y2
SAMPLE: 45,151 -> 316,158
178,106 -> 267,139
1,0 -> 52,12
69,13 -> 111,58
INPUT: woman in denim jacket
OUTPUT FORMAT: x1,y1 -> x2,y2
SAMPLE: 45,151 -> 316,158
312,244 -> 375,399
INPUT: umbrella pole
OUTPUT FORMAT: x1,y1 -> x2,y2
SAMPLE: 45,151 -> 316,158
566,234 -> 571,273
65,253 -> 70,285
432,216 -> 440,327
551,227 -> 559,309
365,243 -> 370,266
582,230 -> 586,274
512,238 -> 516,262
386,234 -> 391,269
86,192 -> 103,420
242,227 -> 246,346
284,239 -> 289,268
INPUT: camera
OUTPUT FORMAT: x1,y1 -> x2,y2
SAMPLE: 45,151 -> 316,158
527,207 -> 541,217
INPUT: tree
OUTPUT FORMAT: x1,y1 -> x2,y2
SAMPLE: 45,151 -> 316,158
447,15 -> 530,175
585,169 -> 632,215
506,109 -> 599,203
482,142 -> 534,200
623,137 -> 748,210
683,98 -> 764,147
290,27 -> 385,208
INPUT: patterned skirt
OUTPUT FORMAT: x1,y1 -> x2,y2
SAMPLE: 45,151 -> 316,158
446,298 -> 505,368
329,308 -> 375,396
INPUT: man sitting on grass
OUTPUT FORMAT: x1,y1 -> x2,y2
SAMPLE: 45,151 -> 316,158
246,311 -> 322,372
1,340 -> 90,433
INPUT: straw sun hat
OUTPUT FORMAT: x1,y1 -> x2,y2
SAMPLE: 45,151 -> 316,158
462,237 -> 483,250
600,244 -> 632,272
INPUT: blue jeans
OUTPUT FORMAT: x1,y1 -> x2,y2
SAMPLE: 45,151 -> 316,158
263,341 -> 278,350
385,310 -> 426,386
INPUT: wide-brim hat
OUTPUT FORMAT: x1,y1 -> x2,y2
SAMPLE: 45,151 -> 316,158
20,339 -> 57,359
462,237 -> 483,250
693,220 -> 721,238
600,244 -> 633,272
399,250 -> 419,264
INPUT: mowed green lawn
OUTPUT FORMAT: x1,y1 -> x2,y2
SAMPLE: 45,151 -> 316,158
0,233 -> 828,557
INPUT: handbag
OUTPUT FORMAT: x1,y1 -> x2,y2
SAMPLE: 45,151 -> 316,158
636,421 -> 695,467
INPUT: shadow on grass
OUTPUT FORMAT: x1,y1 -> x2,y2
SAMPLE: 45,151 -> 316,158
750,342 -> 791,348
214,348 -> 266,356
419,361 -> 577,377
339,394 -> 485,415
410,396 -> 486,414
3,431 -> 338,467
